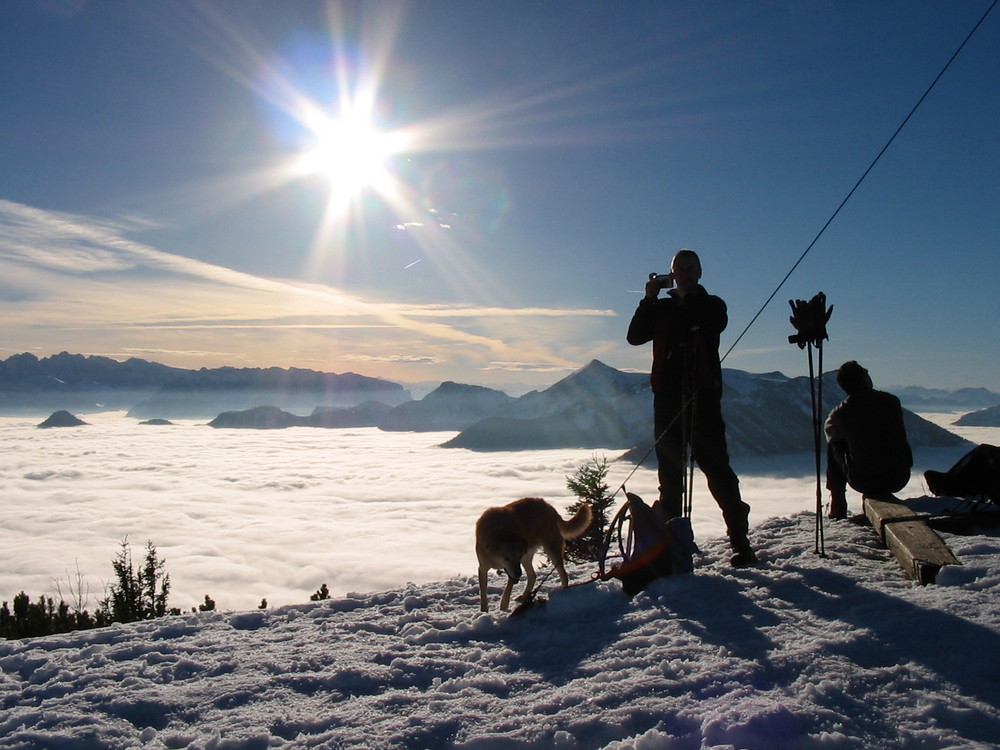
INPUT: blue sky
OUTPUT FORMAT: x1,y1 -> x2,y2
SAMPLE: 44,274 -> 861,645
1,1 -> 998,392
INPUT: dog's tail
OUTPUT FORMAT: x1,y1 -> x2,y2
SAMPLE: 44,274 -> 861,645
559,504 -> 593,540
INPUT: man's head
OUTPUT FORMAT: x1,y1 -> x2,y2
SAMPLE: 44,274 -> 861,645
836,360 -> 873,395
670,249 -> 702,293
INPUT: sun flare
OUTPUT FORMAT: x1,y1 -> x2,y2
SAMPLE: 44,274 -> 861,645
295,106 -> 409,202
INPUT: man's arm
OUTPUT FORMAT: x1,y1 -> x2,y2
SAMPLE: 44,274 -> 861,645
825,404 -> 845,443
627,296 -> 659,346
700,294 -> 729,336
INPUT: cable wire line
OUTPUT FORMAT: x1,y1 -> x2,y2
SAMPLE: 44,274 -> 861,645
721,0 -> 998,365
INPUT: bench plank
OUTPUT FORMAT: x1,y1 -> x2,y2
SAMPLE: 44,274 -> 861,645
863,497 -> 960,584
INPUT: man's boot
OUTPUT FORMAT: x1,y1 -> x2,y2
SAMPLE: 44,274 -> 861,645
729,534 -> 757,568
828,491 -> 848,520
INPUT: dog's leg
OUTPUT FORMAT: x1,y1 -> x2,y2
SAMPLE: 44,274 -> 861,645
518,550 -> 537,602
546,542 -> 571,588
554,559 -> 570,588
499,575 -> 516,611
478,566 -> 490,612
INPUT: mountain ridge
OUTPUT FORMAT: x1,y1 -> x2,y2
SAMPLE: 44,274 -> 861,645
4,352 -> 981,459
0,351 -> 409,417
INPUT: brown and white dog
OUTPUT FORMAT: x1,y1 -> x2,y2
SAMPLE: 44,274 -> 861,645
475,497 -> 592,612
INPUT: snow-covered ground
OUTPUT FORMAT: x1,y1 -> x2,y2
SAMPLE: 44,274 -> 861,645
2,412 -> 999,748
2,509 -> 999,749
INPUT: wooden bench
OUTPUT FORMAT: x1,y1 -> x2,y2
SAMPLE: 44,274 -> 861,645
863,496 -> 960,584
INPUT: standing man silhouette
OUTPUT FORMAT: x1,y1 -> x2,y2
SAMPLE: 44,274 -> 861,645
627,249 -> 755,566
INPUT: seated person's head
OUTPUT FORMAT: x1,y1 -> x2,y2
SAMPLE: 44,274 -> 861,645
837,360 -> 873,395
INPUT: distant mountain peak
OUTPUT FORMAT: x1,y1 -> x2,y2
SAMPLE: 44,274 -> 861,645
37,410 -> 88,428
432,381 -> 507,396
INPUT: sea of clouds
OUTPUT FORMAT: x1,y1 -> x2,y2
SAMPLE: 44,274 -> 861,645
0,411 -> 992,613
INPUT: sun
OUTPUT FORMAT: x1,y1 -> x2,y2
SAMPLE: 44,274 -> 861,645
295,105 -> 409,204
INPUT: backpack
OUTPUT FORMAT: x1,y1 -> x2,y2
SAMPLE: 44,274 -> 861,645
603,492 -> 698,596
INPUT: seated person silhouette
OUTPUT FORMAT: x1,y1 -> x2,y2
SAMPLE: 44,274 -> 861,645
825,361 -> 912,519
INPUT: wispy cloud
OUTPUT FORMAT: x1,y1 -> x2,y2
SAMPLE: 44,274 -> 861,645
483,361 -> 580,373
342,353 -> 443,366
394,305 -> 616,319
0,200 -> 614,378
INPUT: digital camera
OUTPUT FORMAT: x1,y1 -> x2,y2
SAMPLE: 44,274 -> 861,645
650,273 -> 673,288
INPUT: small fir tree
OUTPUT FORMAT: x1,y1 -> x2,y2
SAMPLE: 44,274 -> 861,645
565,455 -> 615,563
101,538 -> 171,623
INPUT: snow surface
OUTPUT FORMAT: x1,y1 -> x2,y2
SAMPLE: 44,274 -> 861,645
2,412 -> 999,748
2,511 -> 1000,749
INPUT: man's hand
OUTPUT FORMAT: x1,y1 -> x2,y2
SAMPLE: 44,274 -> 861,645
646,272 -> 673,298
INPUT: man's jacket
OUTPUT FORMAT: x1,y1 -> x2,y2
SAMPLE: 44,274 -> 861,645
627,284 -> 728,399
825,389 -> 913,494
